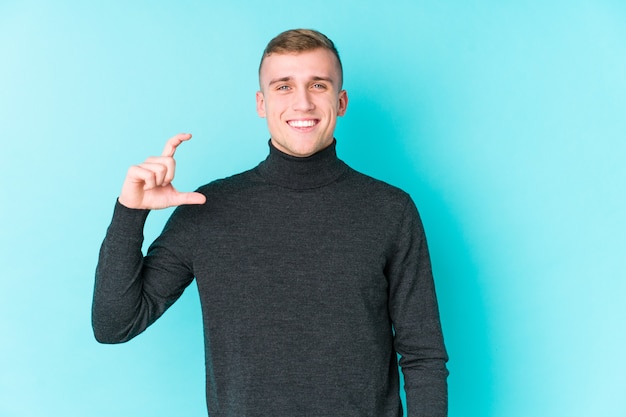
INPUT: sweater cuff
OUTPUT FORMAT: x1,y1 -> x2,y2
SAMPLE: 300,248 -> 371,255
106,199 -> 151,240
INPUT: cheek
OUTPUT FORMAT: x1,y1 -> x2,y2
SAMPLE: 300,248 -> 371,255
323,97 -> 341,114
266,99 -> 287,117
267,108 -> 283,123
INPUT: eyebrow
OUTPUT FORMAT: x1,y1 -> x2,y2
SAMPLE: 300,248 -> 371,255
268,76 -> 292,86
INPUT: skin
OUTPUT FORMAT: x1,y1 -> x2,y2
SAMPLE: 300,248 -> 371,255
119,48 -> 347,209
256,48 -> 348,158
118,133 -> 206,209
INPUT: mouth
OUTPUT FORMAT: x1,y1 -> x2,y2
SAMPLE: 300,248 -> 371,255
287,119 -> 319,129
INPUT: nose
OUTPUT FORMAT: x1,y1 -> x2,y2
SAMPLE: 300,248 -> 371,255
292,89 -> 315,112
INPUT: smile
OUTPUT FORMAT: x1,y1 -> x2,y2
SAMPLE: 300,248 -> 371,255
287,119 -> 318,128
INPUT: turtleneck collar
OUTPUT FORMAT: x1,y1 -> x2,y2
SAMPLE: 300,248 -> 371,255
256,140 -> 349,190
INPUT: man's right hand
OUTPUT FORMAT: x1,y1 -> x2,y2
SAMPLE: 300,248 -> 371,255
118,133 -> 207,210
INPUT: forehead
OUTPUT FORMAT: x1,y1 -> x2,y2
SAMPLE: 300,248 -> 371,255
259,49 -> 341,86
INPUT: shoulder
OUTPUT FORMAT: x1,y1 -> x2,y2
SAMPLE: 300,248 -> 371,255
165,168 -> 261,224
195,168 -> 259,195
341,165 -> 413,208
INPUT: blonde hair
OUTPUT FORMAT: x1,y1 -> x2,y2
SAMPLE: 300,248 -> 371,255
259,29 -> 343,87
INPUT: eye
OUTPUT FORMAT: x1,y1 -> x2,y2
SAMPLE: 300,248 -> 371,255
312,83 -> 327,90
277,85 -> 290,91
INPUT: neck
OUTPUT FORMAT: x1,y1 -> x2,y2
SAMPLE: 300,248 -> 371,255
256,140 -> 348,190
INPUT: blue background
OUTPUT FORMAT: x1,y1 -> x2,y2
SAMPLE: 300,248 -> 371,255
1,1 -> 625,416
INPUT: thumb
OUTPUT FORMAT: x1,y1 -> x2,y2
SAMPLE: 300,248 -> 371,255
172,191 -> 207,206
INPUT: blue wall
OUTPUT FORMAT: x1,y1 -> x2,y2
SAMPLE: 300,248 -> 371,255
1,1 -> 624,416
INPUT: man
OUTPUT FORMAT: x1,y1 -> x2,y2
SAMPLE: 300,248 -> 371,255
93,29 -> 448,416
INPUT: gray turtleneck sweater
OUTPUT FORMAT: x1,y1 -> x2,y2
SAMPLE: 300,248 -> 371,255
92,141 -> 448,417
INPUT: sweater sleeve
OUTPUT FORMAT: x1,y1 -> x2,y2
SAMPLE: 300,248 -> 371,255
92,200 -> 195,344
387,197 -> 449,417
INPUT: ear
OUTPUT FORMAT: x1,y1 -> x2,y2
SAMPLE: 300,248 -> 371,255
337,90 -> 348,116
256,91 -> 266,118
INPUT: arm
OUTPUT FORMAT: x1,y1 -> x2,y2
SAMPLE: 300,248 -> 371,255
91,133 -> 205,343
387,197 -> 449,416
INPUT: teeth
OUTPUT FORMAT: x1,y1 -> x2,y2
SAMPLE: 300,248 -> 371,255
288,120 -> 316,128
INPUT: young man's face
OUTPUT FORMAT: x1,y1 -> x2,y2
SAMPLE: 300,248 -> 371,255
256,48 -> 348,157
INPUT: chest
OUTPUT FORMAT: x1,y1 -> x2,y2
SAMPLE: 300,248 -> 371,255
189,189 -> 397,323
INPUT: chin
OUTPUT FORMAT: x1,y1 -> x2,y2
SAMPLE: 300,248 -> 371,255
296,142 -> 329,157
273,138 -> 323,157
290,148 -> 317,158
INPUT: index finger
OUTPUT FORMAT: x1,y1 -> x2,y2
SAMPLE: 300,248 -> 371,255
161,133 -> 193,157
